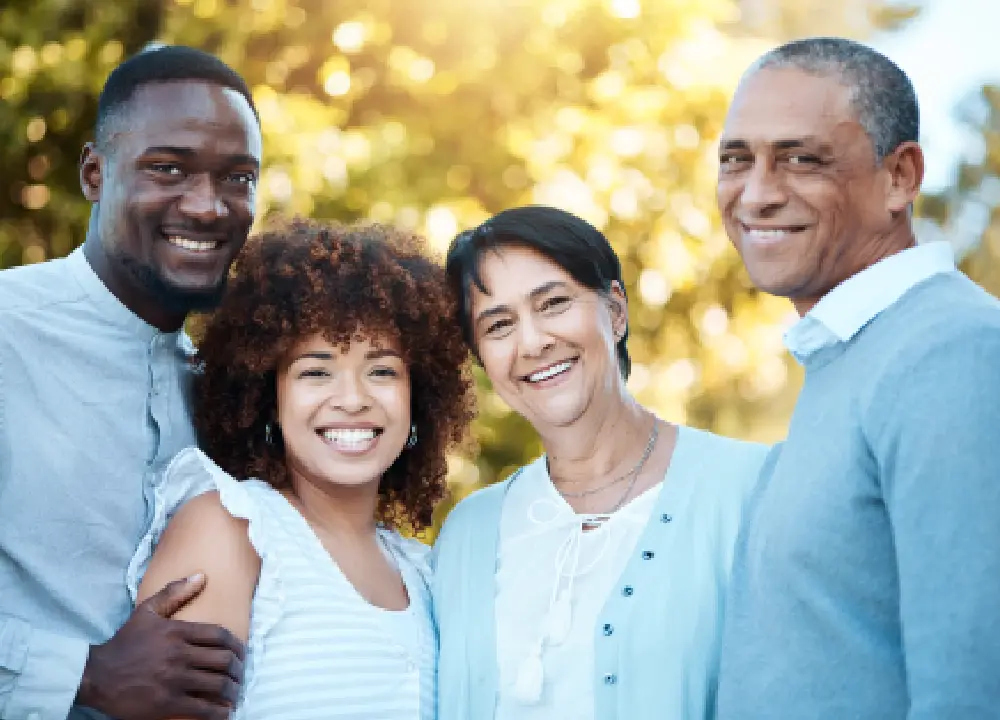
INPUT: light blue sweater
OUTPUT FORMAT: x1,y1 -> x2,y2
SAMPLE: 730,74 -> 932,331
432,425 -> 769,719
717,271 -> 1000,719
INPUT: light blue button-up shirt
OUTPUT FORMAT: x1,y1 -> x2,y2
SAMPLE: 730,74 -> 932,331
0,248 -> 197,719
784,241 -> 957,361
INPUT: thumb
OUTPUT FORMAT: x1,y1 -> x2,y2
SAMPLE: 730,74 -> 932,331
142,573 -> 206,618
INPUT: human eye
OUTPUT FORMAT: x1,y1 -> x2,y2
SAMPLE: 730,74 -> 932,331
226,170 -> 258,186
370,365 -> 400,378
786,153 -> 824,166
719,153 -> 751,172
484,318 -> 514,338
540,295 -> 571,312
297,367 -> 330,379
148,162 -> 184,178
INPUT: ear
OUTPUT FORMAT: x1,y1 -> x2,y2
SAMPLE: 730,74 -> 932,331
882,141 -> 924,214
80,142 -> 104,203
608,281 -> 629,342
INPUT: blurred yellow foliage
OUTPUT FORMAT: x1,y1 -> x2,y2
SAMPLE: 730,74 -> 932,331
0,0 -> 929,534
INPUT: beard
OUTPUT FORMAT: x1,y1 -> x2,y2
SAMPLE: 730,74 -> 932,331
116,251 -> 228,315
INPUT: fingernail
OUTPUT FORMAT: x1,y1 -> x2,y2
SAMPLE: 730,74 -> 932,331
188,572 -> 205,582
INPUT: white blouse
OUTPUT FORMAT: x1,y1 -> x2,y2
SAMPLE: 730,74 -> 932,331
494,459 -> 661,719
128,447 -> 437,720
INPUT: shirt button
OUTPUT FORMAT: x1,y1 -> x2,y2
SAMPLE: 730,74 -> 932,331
604,673 -> 617,685
603,623 -> 614,636
622,585 -> 634,597
641,550 -> 654,560
661,513 -> 672,523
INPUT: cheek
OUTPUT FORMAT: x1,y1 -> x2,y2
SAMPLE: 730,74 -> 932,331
275,378 -> 310,431
477,340 -> 516,384
788,175 -> 849,219
716,178 -> 741,217
223,188 -> 256,222
563,306 -> 611,349
375,382 -> 411,432
126,185 -> 175,227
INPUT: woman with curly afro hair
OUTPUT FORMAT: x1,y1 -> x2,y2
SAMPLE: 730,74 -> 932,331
132,219 -> 475,719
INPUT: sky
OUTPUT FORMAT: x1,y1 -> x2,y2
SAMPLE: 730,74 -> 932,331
874,0 -> 1000,192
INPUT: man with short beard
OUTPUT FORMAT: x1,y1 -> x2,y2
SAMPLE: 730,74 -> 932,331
0,45 -> 262,720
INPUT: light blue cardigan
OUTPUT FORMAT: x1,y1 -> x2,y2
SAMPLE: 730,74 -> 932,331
431,426 -> 771,719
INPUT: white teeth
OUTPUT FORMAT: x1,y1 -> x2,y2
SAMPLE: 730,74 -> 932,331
746,229 -> 790,241
322,428 -> 377,444
528,361 -> 573,383
166,236 -> 219,251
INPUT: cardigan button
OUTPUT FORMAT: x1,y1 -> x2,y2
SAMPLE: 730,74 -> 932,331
604,673 -> 617,685
603,623 -> 614,636
622,585 -> 634,597
661,513 -> 672,523
642,550 -> 654,560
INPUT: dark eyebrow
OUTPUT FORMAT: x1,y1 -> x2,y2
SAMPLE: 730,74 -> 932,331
719,137 -> 830,153
719,139 -> 750,152
529,280 -> 570,299
140,145 -> 260,168
474,281 -> 570,326
366,348 -> 403,360
291,351 -> 334,363
290,348 -> 403,364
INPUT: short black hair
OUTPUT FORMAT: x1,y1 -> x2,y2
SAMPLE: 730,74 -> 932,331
750,37 -> 918,161
446,205 -> 631,379
96,44 -> 259,147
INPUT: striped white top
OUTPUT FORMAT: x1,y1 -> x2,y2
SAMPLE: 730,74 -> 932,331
129,447 -> 437,720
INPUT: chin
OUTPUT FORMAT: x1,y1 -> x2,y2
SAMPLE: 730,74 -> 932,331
152,278 -> 228,313
316,464 -> 389,488
746,266 -> 806,299
529,404 -> 589,431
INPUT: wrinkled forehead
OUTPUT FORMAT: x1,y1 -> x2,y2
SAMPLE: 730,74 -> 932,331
108,81 -> 262,158
467,244 -> 578,303
722,67 -> 859,143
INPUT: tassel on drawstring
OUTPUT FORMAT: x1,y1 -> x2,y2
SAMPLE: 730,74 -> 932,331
513,641 -> 545,704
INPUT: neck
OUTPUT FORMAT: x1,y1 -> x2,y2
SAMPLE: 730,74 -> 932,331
287,469 -> 380,540
542,386 -> 653,488
792,222 -> 918,317
82,216 -> 187,333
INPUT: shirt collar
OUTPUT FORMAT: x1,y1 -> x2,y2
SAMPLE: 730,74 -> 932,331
784,241 -> 956,361
64,245 -> 183,343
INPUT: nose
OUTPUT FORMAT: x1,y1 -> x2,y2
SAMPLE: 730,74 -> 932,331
517,313 -> 555,358
177,173 -> 228,224
739,160 -> 787,217
328,371 -> 372,414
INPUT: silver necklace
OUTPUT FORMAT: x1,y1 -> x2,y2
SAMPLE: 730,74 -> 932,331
555,419 -> 660,513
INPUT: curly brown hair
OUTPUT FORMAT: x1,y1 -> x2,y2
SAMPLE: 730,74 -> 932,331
191,218 -> 476,532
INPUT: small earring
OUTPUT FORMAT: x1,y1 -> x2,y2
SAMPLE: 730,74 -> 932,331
406,424 -> 418,448
265,422 -> 274,445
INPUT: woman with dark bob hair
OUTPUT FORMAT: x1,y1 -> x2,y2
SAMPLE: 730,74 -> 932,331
433,206 -> 770,719
131,219 -> 474,719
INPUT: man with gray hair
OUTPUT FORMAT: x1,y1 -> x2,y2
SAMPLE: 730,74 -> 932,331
715,37 -> 1000,718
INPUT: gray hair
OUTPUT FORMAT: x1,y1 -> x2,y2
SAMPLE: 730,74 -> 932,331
747,37 -> 919,161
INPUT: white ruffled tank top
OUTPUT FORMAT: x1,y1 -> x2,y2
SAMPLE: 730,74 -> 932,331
127,447 -> 437,719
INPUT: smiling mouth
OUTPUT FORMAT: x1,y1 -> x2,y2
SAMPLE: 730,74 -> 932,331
164,234 -> 222,252
317,427 -> 383,454
740,224 -> 809,242
523,359 -> 577,384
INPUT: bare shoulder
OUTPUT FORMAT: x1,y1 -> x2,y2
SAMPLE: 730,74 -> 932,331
138,490 -> 261,642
